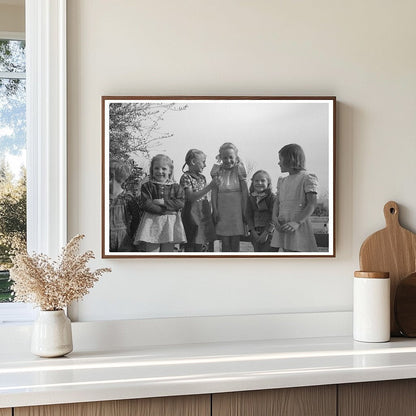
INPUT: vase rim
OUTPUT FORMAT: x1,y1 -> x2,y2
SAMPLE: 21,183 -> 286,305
39,309 -> 65,313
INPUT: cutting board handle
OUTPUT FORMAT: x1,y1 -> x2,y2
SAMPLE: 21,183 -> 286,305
384,201 -> 400,228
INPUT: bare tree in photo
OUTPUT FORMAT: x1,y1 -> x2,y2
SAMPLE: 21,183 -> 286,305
109,102 -> 187,161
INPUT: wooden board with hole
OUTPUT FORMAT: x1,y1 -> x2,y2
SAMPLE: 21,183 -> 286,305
359,201 -> 416,336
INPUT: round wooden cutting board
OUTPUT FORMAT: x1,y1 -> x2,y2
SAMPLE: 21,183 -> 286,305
395,272 -> 416,337
359,201 -> 416,336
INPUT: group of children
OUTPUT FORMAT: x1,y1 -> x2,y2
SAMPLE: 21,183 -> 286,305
109,142 -> 319,253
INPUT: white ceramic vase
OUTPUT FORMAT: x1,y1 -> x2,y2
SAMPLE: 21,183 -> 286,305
31,310 -> 73,357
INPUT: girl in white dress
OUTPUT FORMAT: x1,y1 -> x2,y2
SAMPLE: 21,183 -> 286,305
134,154 -> 186,252
271,144 -> 318,252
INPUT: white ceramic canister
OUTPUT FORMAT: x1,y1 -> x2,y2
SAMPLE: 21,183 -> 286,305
353,271 -> 390,343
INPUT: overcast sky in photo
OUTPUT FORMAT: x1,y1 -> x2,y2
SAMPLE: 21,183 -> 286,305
128,100 -> 332,198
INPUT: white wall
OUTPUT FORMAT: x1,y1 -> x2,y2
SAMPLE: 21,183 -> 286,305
67,0 -> 416,322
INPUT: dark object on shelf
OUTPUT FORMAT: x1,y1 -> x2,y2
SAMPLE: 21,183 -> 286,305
395,272 -> 416,337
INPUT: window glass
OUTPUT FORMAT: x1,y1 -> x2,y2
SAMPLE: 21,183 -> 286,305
0,38 -> 26,304
0,39 -> 26,72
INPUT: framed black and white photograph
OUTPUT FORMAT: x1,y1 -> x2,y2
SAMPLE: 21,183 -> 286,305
102,96 -> 335,258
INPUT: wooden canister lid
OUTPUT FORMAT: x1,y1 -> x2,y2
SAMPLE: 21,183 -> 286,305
354,271 -> 389,279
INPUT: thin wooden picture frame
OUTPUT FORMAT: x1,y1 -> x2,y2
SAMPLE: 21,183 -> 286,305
102,96 -> 336,258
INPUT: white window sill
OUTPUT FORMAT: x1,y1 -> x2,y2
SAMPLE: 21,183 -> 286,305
0,303 -> 36,324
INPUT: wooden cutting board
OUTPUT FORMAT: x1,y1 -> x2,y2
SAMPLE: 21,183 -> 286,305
359,201 -> 416,336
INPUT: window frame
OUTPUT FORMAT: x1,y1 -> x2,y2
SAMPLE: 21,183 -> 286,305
26,0 -> 67,257
0,0 -> 67,323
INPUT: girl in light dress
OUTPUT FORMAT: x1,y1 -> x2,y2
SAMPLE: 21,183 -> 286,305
271,143 -> 318,252
211,142 -> 248,252
180,149 -> 218,252
246,170 -> 277,252
134,154 -> 186,252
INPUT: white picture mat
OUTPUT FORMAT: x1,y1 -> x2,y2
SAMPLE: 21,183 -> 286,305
103,98 -> 334,257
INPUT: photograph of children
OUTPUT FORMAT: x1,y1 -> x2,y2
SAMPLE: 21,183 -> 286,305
102,97 -> 335,257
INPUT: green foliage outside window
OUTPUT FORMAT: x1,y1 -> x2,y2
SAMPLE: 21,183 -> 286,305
0,163 -> 26,302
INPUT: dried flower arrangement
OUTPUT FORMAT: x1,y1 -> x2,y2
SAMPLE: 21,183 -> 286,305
10,234 -> 111,311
